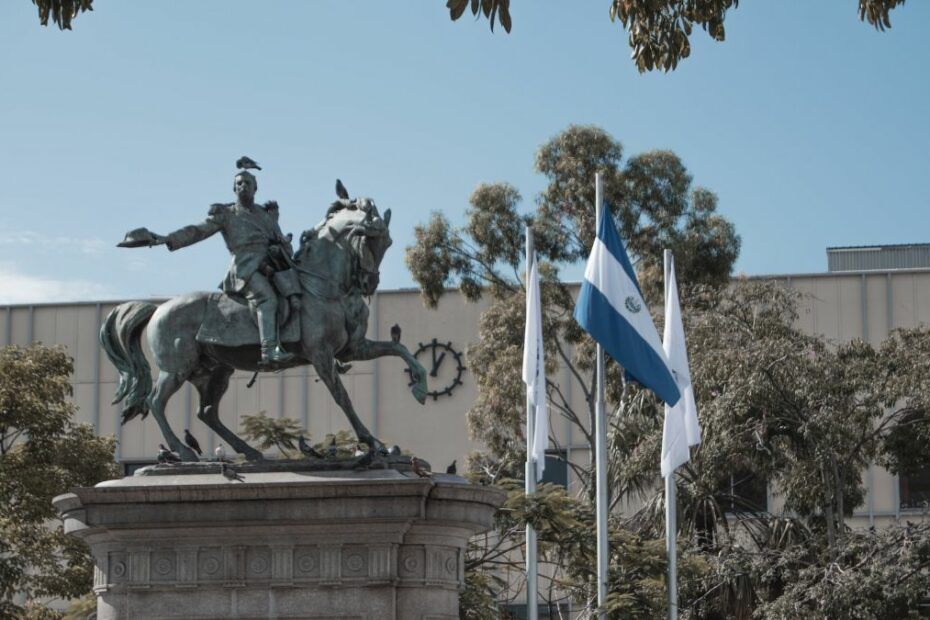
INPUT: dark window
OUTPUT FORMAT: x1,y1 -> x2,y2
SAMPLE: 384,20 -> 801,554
122,461 -> 156,476
540,451 -> 567,488
718,470 -> 767,513
900,467 -> 930,510
503,603 -> 571,619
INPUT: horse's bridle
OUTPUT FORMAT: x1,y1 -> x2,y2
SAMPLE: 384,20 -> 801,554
295,220 -> 386,299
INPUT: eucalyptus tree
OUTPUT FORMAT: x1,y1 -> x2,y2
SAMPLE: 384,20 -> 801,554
406,124 -> 738,494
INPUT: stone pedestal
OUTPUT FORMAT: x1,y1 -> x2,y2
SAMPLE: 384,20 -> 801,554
54,470 -> 505,620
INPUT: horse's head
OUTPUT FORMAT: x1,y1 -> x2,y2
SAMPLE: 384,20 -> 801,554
298,195 -> 392,297
343,197 -> 392,296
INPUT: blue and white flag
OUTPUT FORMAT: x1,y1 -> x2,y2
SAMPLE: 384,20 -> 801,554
523,255 -> 548,481
574,210 -> 681,406
661,255 -> 701,477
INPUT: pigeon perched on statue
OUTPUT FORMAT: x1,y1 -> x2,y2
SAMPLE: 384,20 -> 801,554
298,435 -> 323,459
388,445 -> 402,456
157,444 -> 181,464
327,436 -> 338,459
236,156 -> 261,171
221,463 -> 245,482
335,178 -> 349,200
411,456 -> 432,478
215,444 -> 227,462
446,460 -> 457,475
184,429 -> 203,456
390,324 -> 402,344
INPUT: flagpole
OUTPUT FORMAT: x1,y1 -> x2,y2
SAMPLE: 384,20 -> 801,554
664,249 -> 678,620
594,173 -> 609,620
525,225 -> 539,620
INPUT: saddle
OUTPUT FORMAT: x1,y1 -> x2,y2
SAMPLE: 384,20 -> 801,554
196,292 -> 301,347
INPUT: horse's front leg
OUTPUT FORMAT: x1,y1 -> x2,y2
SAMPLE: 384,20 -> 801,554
345,339 -> 427,405
310,348 -> 383,451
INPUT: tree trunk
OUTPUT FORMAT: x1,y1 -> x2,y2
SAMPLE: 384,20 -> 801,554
822,464 -> 837,558
832,456 -> 846,544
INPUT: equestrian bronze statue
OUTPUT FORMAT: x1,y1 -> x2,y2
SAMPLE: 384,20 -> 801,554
102,162 -> 428,461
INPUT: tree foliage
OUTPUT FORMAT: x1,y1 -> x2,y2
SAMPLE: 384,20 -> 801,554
462,480 -> 708,618
447,0 -> 910,72
238,415 -> 361,460
31,0 -> 93,30
30,1 -> 910,73
0,345 -> 119,618
239,411 -> 303,456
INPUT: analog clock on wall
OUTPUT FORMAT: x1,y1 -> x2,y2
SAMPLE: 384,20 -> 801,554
405,338 -> 466,400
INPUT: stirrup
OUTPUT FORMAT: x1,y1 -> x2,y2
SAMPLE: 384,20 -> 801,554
259,343 -> 295,370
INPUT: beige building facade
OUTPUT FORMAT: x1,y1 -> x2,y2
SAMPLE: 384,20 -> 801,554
3,245 -> 930,527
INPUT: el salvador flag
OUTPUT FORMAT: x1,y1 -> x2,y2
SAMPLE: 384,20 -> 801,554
574,209 -> 681,407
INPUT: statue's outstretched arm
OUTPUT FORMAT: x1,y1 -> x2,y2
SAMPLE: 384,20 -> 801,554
162,207 -> 226,251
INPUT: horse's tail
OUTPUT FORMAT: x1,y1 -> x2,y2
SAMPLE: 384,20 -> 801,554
99,301 -> 157,425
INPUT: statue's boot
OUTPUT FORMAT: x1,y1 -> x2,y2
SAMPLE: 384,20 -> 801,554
257,306 -> 295,368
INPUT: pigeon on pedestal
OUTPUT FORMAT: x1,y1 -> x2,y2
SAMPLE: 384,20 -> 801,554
184,429 -> 203,456
411,457 -> 432,478
298,435 -> 323,459
446,460 -> 457,475
221,463 -> 245,482
157,444 -> 181,464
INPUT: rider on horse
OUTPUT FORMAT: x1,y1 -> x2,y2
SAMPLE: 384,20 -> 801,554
147,169 -> 299,368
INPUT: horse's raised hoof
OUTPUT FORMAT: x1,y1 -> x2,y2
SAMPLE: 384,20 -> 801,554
411,382 -> 428,405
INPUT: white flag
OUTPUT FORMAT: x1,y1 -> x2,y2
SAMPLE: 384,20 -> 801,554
523,256 -> 548,481
661,256 -> 701,478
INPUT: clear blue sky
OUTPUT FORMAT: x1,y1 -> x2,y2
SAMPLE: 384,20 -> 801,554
0,1 -> 928,303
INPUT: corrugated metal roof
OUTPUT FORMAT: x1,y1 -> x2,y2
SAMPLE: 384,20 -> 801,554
827,244 -> 930,272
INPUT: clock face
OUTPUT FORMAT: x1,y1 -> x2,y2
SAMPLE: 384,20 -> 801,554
405,338 -> 466,400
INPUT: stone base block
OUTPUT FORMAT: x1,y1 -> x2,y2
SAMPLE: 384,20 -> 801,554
54,470 -> 505,620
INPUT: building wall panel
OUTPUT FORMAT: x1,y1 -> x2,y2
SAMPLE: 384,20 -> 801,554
891,273 -> 918,329
9,307 -> 32,345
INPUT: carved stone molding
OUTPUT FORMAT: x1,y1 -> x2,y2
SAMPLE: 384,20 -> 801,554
92,541 -> 467,591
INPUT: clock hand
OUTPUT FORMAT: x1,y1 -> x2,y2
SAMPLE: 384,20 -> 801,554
431,351 -> 446,377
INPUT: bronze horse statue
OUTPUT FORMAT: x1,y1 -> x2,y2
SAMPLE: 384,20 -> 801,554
100,193 -> 427,461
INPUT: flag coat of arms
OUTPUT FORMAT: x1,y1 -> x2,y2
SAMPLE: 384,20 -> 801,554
573,210 -> 681,407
